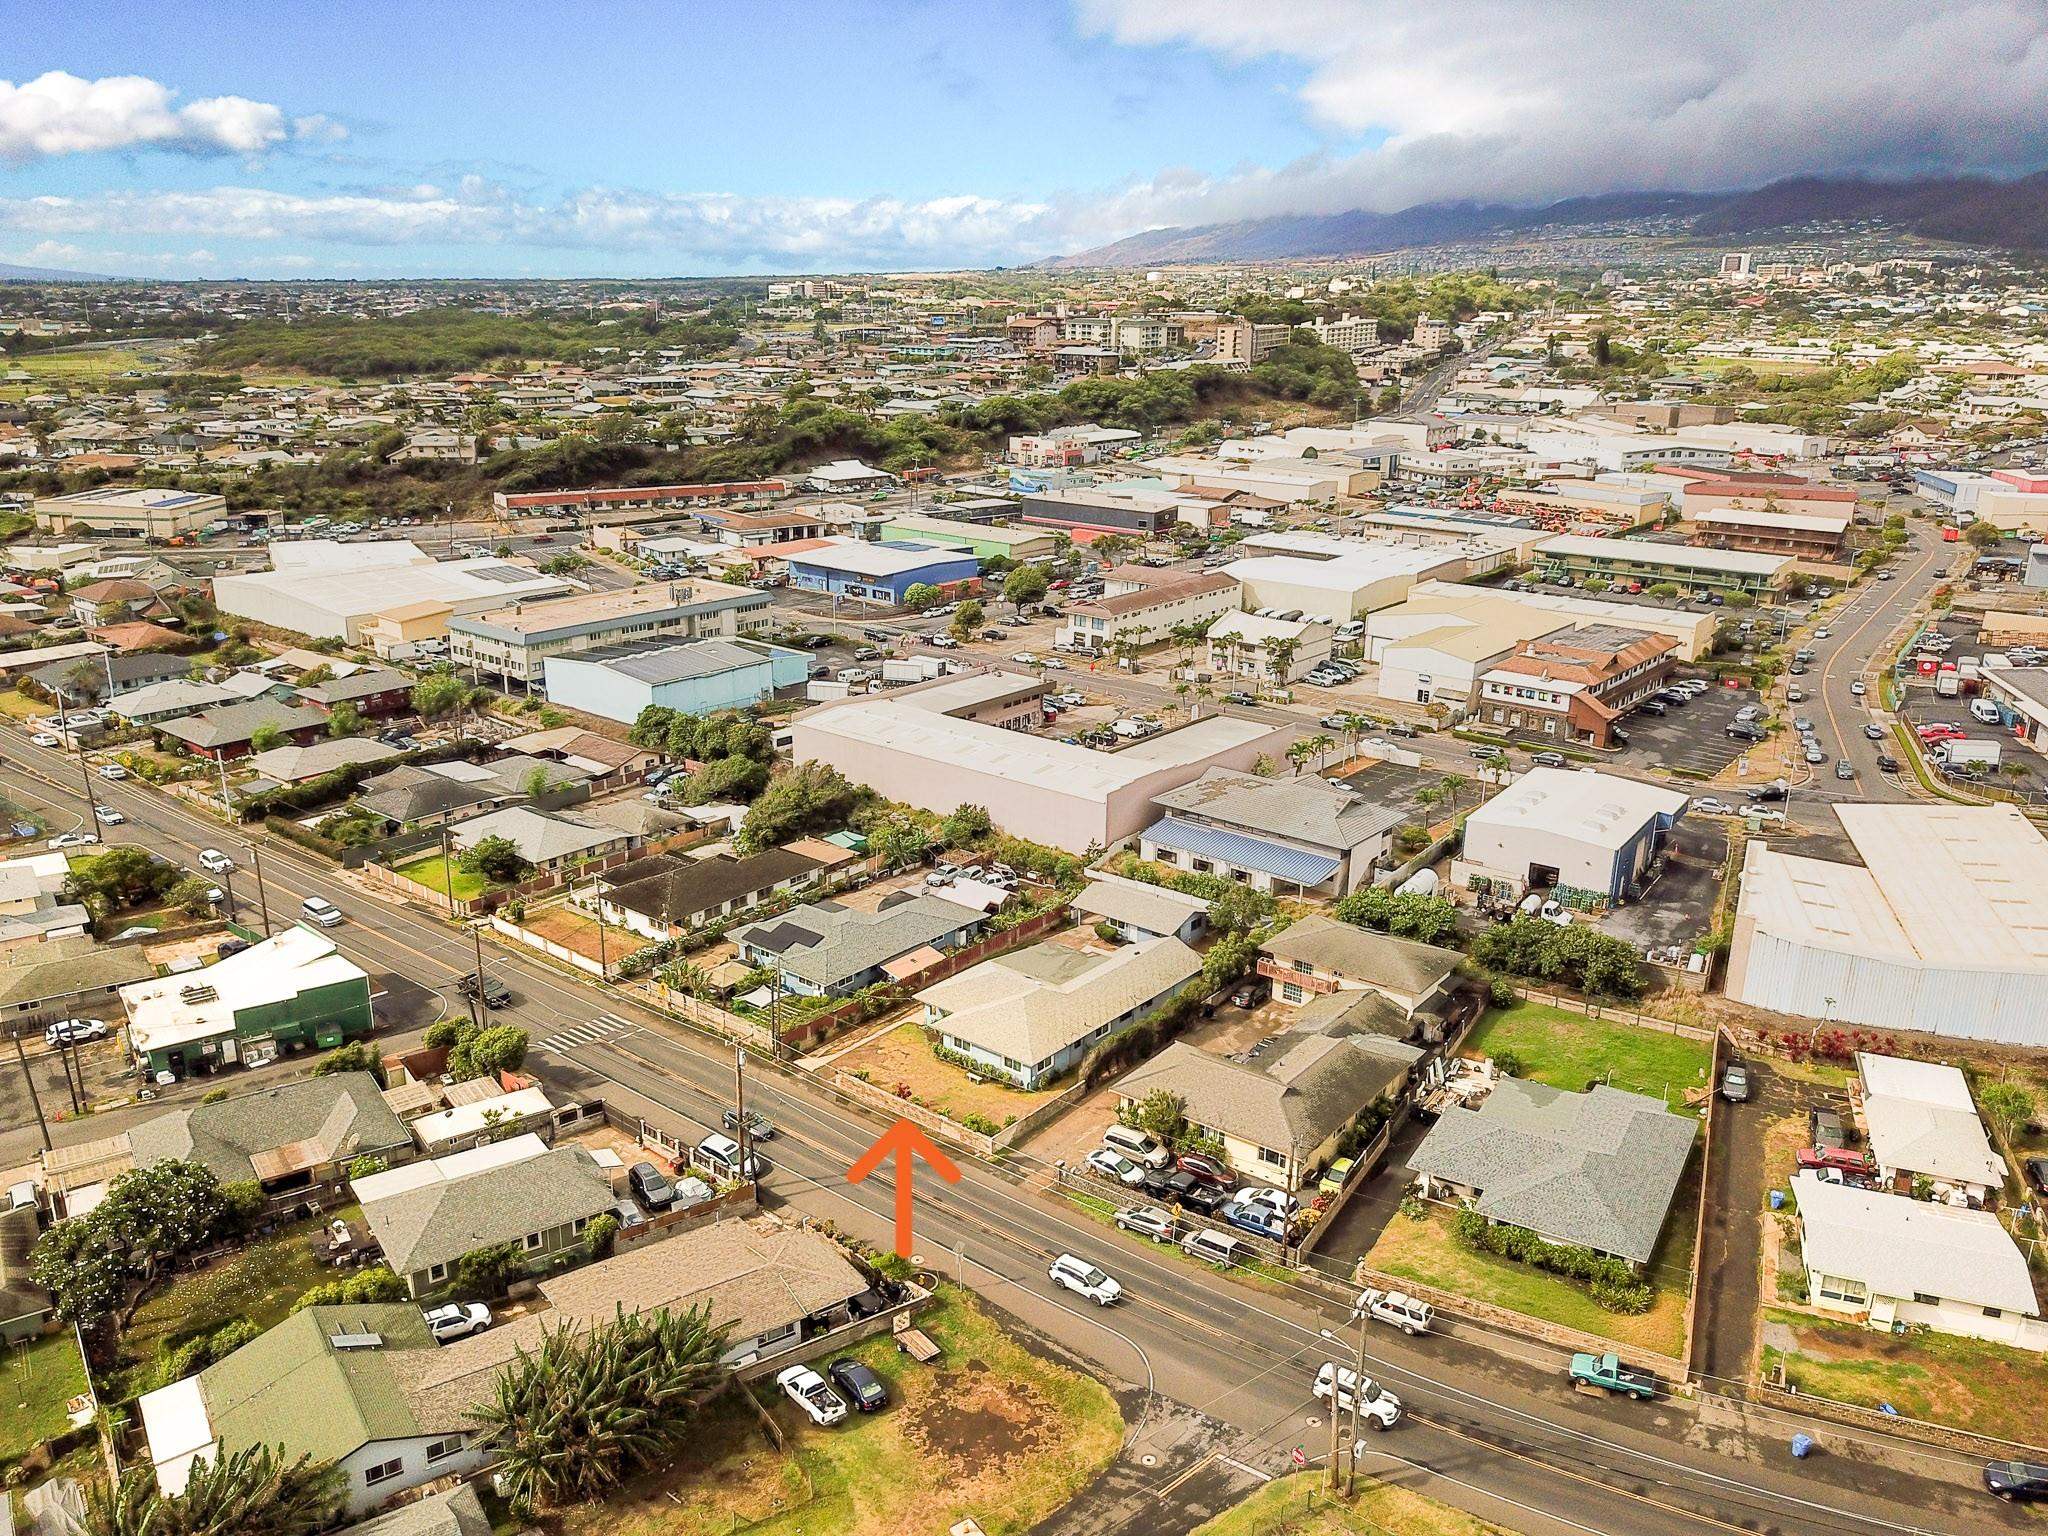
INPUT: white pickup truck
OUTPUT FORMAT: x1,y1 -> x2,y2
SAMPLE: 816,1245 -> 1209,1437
1355,1287 -> 1435,1335
1312,1362 -> 1402,1429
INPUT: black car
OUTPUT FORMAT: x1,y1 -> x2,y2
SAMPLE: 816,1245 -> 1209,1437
1637,699 -> 1668,716
722,1107 -> 775,1141
828,1357 -> 888,1412
1809,1106 -> 1850,1151
1143,1167 -> 1200,1204
1726,723 -> 1766,742
1178,1181 -> 1231,1215
628,1160 -> 674,1209
1984,1460 -> 2048,1502
1747,783 -> 1788,802
459,973 -> 514,1009
1875,752 -> 1899,772
2025,1157 -> 2048,1198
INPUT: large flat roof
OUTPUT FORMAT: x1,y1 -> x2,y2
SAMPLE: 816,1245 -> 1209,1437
447,579 -> 761,641
1466,767 -> 1688,848
785,537 -> 972,578
797,698 -> 1276,800
1535,534 -> 1791,577
1743,803 -> 2048,972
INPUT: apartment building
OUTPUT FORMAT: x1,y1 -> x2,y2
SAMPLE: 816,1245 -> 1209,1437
446,579 -> 771,687
1304,313 -> 1381,352
1058,566 -> 1239,653
1474,625 -> 1677,748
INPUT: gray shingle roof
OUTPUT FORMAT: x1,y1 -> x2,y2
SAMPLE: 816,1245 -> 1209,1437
730,892 -> 982,991
158,698 -> 328,750
1261,915 -> 1461,1004
336,1485 -> 488,1536
363,1143 -> 616,1277
1120,1032 -> 1418,1159
603,847 -> 824,925
1070,878 -> 1210,936
1153,768 -> 1402,852
1408,1078 -> 1695,1265
125,1073 -> 412,1186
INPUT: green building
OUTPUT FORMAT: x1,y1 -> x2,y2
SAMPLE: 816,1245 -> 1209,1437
1532,534 -> 1790,598
121,924 -> 374,1079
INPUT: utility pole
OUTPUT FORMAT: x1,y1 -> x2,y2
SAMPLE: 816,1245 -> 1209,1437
55,691 -> 103,830
471,927 -> 489,1015
733,1042 -> 749,1171
51,1026 -> 82,1116
249,842 -> 272,936
1325,1349 -> 1342,1490
439,820 -> 458,917
1345,1314 -> 1369,1496
10,1031 -> 50,1151
767,964 -> 783,1057
592,883 -> 609,980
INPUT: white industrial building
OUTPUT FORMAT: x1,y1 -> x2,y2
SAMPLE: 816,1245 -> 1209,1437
214,542 -> 574,642
1453,767 -> 1689,909
1223,537 -> 1489,621
790,692 -> 1292,854
1727,804 -> 2048,1044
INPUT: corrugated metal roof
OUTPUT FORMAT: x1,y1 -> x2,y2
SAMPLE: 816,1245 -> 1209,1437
1142,816 -> 1341,885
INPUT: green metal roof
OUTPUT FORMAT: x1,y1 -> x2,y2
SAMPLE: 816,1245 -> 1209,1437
199,1304 -> 437,1466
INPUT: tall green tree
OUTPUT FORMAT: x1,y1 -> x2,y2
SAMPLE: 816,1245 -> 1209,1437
477,1306 -> 731,1512
81,1444 -> 345,1536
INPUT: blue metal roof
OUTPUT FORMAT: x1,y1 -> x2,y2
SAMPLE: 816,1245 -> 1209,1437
1142,816 -> 1342,886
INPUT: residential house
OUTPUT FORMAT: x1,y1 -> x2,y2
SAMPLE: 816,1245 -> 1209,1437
334,1484 -> 489,1536
917,935 -> 1201,1088
1794,1173 -> 2048,1350
1856,1053 -> 2006,1204
1116,991 -> 1421,1189
730,891 -> 984,999
1408,1079 -> 1695,1268
137,1305 -> 486,1517
27,649 -> 186,706
1142,769 -> 1401,899
0,933 -> 154,1023
107,1072 -> 412,1197
0,1204 -> 54,1342
296,668 -> 415,719
355,1134 -> 615,1296
495,725 -> 657,781
247,737 -> 403,786
0,850 -> 91,950
1070,876 -> 1210,945
1257,915 -> 1462,1022
156,699 -> 330,760
105,678 -> 237,727
66,578 -> 165,628
587,847 -> 827,941
121,925 -> 376,1079
447,806 -> 627,874
404,1084 -> 559,1155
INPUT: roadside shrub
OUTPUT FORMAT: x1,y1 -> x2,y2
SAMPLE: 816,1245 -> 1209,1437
1450,1211 -> 1652,1314
290,1266 -> 406,1313
310,1041 -> 379,1077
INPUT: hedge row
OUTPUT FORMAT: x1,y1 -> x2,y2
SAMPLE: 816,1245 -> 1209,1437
1450,1208 -> 1654,1314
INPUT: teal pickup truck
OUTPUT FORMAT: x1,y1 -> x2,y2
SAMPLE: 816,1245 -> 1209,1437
1568,1352 -> 1657,1400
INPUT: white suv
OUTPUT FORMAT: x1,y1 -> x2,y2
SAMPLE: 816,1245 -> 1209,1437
199,848 -> 235,873
1048,1253 -> 1123,1305
1312,1363 -> 1403,1429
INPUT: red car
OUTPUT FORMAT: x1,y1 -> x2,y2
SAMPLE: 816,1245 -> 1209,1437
1917,724 -> 1965,742
1176,1151 -> 1232,1188
1796,1145 -> 1873,1175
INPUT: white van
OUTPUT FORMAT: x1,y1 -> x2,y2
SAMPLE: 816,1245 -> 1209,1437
1970,698 -> 2002,725
1180,1229 -> 1246,1267
1101,1124 -> 1172,1170
300,896 -> 344,928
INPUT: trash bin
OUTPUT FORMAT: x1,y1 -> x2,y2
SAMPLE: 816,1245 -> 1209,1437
1769,1189 -> 1786,1211
1790,1433 -> 1816,1459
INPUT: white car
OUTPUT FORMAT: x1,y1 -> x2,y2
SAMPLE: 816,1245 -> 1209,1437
1042,657 -> 1066,669
46,832 -> 96,850
29,733 -> 60,748
1539,899 -> 1573,927
94,763 -> 128,781
1356,1287 -> 1435,1335
1086,1149 -> 1146,1187
1814,627 -> 1831,639
1011,652 -> 1039,666
1850,681 -> 1866,696
1312,1362 -> 1404,1429
93,806 -> 125,826
776,1365 -> 847,1426
1113,1204 -> 1176,1241
421,1302 -> 491,1343
1048,1253 -> 1123,1305
44,1017 -> 109,1047
198,848 -> 235,874
1233,1185 -> 1301,1219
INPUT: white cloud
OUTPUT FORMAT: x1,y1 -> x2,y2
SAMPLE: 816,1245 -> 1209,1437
0,71 -> 340,164
0,182 -> 1073,269
1073,0 -> 2048,217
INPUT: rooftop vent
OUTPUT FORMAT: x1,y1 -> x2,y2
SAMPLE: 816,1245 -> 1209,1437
178,984 -> 218,1005
328,1330 -> 383,1351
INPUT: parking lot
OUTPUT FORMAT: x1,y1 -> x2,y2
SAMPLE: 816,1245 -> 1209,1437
1334,759 -> 1445,824
1613,678 -> 1763,779
1598,815 -> 1728,955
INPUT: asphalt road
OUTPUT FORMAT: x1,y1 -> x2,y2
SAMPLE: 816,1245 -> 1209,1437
0,718 -> 2026,1535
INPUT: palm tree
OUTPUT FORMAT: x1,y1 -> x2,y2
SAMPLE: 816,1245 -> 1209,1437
660,960 -> 710,998
479,1305 -> 730,1513
1307,732 -> 1336,770
1268,637 -> 1300,685
1415,784 -> 1444,828
82,1445 -> 344,1536
1438,772 -> 1471,820
1339,712 -> 1371,759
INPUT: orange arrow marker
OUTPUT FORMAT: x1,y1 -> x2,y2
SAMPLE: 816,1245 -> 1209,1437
847,1118 -> 961,1258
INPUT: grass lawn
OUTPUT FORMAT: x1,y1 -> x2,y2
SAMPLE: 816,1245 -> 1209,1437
111,1206 -> 364,1403
558,1285 -> 1123,1536
836,1020 -> 1062,1131
1366,1204 -> 1690,1358
1465,1002 -> 1713,1111
1763,1308 -> 2048,1445
392,850 -> 487,902
0,688 -> 46,721
1194,1474 -> 1511,1536
0,1332 -> 90,1464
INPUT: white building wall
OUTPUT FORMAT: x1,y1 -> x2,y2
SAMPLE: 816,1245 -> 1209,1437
337,1435 -> 487,1516
1726,926 -> 2048,1046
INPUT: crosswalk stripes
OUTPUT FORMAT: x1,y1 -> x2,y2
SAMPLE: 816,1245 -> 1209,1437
535,1012 -> 638,1056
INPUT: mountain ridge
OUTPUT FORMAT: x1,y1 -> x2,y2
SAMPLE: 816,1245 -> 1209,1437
1047,174 -> 2048,268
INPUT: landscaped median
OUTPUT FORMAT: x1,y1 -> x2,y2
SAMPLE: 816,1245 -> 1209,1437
555,1285 -> 1124,1536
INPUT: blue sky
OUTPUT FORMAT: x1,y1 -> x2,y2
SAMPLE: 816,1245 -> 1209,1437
3,1 -> 2044,278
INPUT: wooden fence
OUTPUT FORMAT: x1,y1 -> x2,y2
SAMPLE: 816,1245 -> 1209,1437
1509,985 -> 1717,1042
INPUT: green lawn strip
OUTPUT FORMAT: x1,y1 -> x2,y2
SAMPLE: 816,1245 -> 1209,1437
0,1331 -> 90,1463
1465,1002 -> 1713,1111
392,851 -> 487,901
1193,1472 -> 1512,1536
1367,1209 -> 1687,1358
111,1206 -> 365,1402
1762,1308 -> 2048,1445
